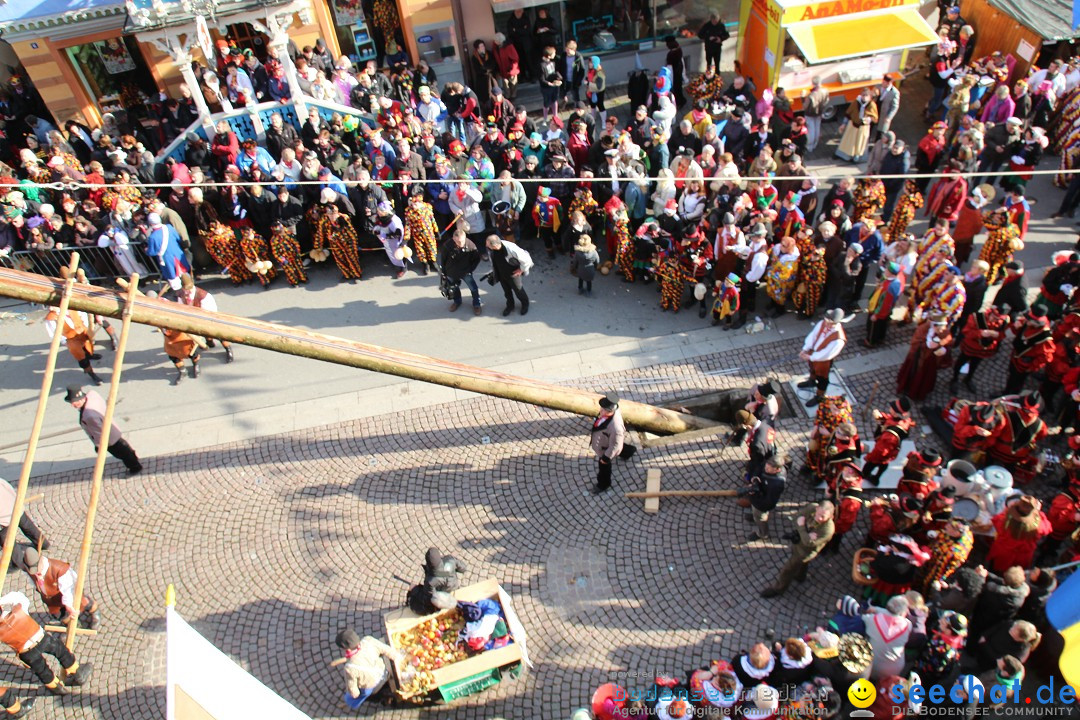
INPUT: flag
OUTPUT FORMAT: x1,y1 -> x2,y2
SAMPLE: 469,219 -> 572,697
166,586 -> 312,720
1046,567 -> 1080,688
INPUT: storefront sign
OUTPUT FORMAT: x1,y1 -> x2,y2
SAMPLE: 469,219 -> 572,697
333,0 -> 364,26
195,14 -> 214,66
94,39 -> 136,75
784,0 -> 916,22
752,0 -> 782,27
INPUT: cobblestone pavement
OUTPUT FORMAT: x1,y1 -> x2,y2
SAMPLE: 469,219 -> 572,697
2,316 -> 1070,719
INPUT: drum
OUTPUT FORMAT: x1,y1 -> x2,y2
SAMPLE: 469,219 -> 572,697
952,497 -> 981,523
491,200 -> 511,216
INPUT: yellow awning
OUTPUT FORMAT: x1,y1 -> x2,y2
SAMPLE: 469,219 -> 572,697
787,7 -> 939,65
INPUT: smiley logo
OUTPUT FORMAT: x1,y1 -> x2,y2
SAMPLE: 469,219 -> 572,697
848,678 -> 877,709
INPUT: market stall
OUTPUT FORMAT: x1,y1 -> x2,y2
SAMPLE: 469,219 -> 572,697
736,0 -> 939,111
964,0 -> 1079,79
384,578 -> 531,704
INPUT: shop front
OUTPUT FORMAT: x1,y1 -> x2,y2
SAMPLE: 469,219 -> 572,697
0,0 -> 343,126
490,0 -> 738,57
737,0 -> 939,111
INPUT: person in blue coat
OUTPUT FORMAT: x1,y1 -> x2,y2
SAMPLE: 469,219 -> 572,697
145,214 -> 191,291
235,138 -> 275,178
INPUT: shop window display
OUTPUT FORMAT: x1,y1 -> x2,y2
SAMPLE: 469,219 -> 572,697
495,0 -> 737,58
64,36 -> 157,115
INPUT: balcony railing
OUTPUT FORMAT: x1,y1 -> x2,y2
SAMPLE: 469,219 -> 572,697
155,97 -> 378,165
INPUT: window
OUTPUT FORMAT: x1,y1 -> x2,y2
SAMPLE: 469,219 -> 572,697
65,36 -> 157,115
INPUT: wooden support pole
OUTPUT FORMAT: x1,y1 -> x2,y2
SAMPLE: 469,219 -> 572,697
625,489 -> 739,498
0,254 -> 79,590
0,268 -> 716,436
45,626 -> 96,635
66,274 -> 139,651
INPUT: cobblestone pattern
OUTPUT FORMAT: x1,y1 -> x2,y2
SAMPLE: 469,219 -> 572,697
3,318 -> 1066,719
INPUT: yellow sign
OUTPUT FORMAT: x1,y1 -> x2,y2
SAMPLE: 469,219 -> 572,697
784,0 -> 919,23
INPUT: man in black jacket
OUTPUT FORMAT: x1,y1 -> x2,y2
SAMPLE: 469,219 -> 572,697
265,112 -> 300,162
698,12 -> 730,70
439,229 -> 483,314
992,261 -> 1029,319
739,452 -> 786,542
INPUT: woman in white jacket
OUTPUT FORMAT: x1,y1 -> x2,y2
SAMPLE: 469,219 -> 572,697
651,169 -> 676,217
448,180 -> 486,244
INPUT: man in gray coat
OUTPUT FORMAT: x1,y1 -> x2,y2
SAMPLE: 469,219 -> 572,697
760,500 -> 834,597
65,385 -> 141,475
876,75 -> 901,140
590,393 -> 637,494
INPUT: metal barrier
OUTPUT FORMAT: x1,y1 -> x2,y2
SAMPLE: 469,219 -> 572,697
1,244 -> 161,285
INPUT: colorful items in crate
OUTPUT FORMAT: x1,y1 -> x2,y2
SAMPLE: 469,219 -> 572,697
457,599 -> 511,652
393,609 -> 468,698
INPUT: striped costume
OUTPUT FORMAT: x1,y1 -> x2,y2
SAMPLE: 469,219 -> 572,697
318,214 -> 363,280
925,277 -> 967,328
853,179 -> 886,224
765,247 -> 799,306
403,201 -> 440,267
239,229 -> 276,287
792,247 -> 827,317
885,182 -> 924,243
917,527 -> 974,593
656,255 -> 689,312
270,225 -> 307,285
805,396 -> 855,477
978,212 -> 1021,285
614,217 -> 634,281
203,222 -> 251,285
908,231 -> 955,316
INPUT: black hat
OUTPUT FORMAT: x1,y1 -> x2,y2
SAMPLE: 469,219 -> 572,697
335,629 -> 361,649
919,449 -> 942,467
947,612 -> 968,635
893,396 -> 912,414
1005,260 -> 1023,271
758,379 -> 778,397
940,485 -> 958,498
598,392 -> 620,409
64,384 -> 85,403
1022,390 -> 1042,409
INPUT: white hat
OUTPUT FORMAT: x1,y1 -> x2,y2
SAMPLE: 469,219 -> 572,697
320,188 -> 337,204
148,213 -> 163,227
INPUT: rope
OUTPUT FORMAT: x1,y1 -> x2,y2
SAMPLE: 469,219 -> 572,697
14,164 -> 1080,190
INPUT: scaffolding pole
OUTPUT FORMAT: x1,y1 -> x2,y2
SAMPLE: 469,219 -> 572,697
65,275 -> 139,649
0,255 -> 80,587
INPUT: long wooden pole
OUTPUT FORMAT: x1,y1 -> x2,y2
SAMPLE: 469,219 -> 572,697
624,490 -> 739,498
0,254 -> 80,587
66,274 -> 139,650
0,268 -> 715,436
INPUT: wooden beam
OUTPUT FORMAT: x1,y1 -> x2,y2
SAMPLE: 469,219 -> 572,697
0,254 -> 79,593
66,274 -> 140,650
642,425 -> 726,449
626,489 -> 739,499
643,469 -> 661,514
45,625 -> 96,635
0,268 -> 717,437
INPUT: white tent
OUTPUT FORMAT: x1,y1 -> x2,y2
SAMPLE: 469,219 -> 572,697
166,587 -> 312,720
